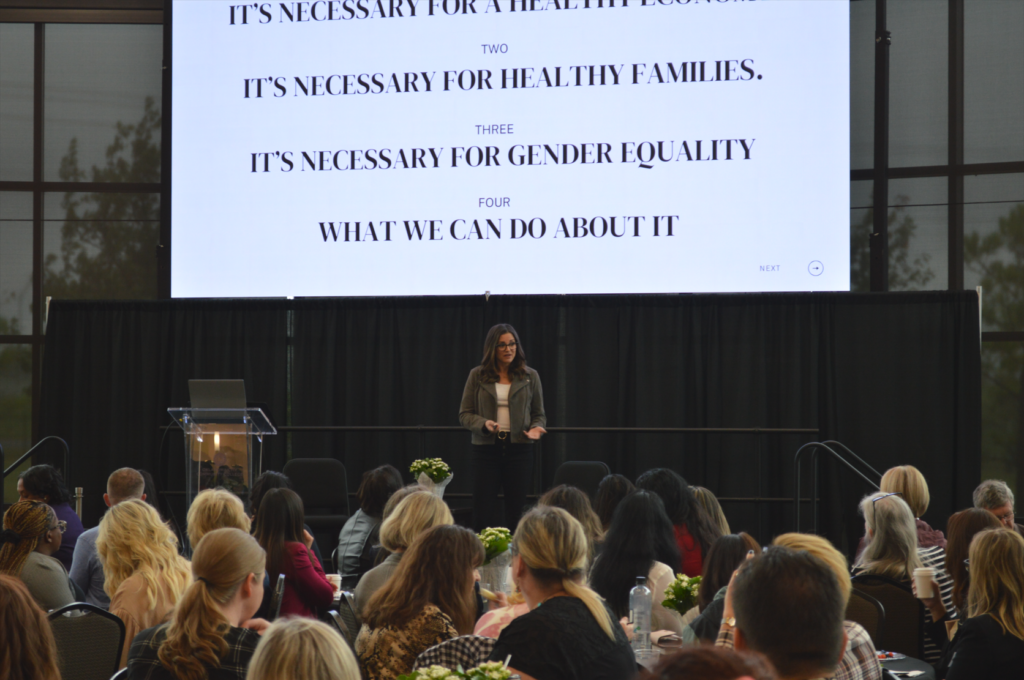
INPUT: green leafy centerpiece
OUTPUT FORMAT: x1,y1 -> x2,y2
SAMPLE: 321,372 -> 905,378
477,527 -> 513,595
662,573 -> 702,615
399,661 -> 513,680
410,458 -> 453,498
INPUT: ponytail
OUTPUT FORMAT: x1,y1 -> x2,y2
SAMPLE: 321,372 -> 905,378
0,502 -> 53,578
562,576 -> 615,639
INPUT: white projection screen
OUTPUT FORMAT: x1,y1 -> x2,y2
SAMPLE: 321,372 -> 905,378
170,0 -> 850,297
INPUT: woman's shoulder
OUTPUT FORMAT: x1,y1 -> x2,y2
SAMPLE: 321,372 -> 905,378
918,545 -> 946,567
650,560 -> 674,579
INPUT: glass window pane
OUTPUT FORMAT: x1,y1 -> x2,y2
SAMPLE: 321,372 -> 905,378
0,23 -> 34,182
850,180 -> 873,292
965,1 -> 1024,164
0,343 -> 33,502
965,173 -> 1024,332
981,342 -> 1023,501
887,177 -> 947,290
0,192 -> 34,334
44,24 -> 162,183
888,0 -> 948,167
44,192 -> 160,300
850,0 -> 875,171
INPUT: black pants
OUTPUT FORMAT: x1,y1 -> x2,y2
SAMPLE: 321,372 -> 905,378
472,441 -> 535,531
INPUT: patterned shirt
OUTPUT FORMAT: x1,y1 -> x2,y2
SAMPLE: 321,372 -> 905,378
126,623 -> 261,680
356,604 -> 458,680
414,635 -> 496,671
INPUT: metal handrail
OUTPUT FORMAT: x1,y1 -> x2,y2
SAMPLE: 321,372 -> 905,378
3,436 -> 71,481
819,440 -> 883,479
793,441 -> 881,534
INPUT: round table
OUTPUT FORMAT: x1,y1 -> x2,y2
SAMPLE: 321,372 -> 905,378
880,655 -> 936,680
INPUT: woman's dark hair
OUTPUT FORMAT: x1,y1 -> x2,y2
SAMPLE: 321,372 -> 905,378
252,488 -> 306,592
250,471 -> 292,519
358,465 -> 403,518
698,532 -> 760,611
642,646 -> 778,680
945,507 -> 1002,613
17,465 -> 70,505
590,491 -> 681,619
636,468 -> 722,555
594,474 -> 636,531
137,469 -> 162,518
538,485 -> 604,562
478,323 -> 528,382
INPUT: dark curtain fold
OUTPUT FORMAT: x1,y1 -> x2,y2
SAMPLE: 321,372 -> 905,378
38,292 -> 980,556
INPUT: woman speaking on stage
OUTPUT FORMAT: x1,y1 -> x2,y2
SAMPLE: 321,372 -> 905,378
460,323 -> 547,531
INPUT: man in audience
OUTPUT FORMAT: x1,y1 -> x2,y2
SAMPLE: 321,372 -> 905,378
727,547 -> 847,680
69,467 -> 146,608
973,479 -> 1024,537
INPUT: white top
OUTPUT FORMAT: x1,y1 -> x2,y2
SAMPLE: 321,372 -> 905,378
495,383 -> 511,431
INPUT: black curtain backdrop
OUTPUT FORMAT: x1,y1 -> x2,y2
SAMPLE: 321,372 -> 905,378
38,292 -> 980,558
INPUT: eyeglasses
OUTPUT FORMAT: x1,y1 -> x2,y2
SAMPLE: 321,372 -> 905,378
50,520 -> 67,534
872,491 -> 903,504
496,342 -> 517,351
963,558 -> 970,572
994,508 -> 1015,523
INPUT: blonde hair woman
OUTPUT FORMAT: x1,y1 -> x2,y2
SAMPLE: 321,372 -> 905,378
128,528 -> 268,680
247,618 -> 360,680
939,528 -> 1024,679
856,465 -> 945,557
187,488 -> 251,549
488,506 -> 634,680
692,487 -> 731,536
97,499 -> 191,668
353,491 -> 453,618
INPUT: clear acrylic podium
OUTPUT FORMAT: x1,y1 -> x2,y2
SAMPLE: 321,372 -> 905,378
167,407 -> 277,513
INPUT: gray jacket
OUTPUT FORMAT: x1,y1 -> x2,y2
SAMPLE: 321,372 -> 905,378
459,365 -> 546,445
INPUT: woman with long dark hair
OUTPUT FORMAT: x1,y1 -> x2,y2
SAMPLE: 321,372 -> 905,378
635,468 -> 722,577
538,485 -> 604,563
17,464 -> 84,571
460,323 -> 547,530
593,474 -> 635,532
681,532 -> 761,643
252,488 -> 334,619
590,490 -> 684,634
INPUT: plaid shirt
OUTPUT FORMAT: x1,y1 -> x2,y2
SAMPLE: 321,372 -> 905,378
414,635 -> 497,672
716,619 -> 883,680
126,623 -> 261,680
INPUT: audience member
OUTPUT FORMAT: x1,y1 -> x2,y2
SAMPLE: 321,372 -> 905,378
684,532 -> 760,643
247,617 -> 361,680
726,547 -> 847,680
856,465 -> 945,557
249,471 -> 324,566
354,490 -> 453,618
139,469 -> 163,517
97,498 -> 192,668
593,474 -> 635,532
636,468 -> 722,576
488,506 -> 635,680
356,524 -> 483,680
641,646 -> 777,680
590,490 -> 684,634
252,487 -> 334,619
0,500 -> 75,610
70,467 -> 146,608
973,479 -> 1023,537
16,464 -> 84,571
127,528 -> 268,680
336,464 -> 403,587
852,491 -> 952,663
0,574 -> 62,680
943,507 -> 1001,614
537,484 -> 605,562
692,486 -> 731,536
939,528 -> 1024,679
187,488 -> 251,549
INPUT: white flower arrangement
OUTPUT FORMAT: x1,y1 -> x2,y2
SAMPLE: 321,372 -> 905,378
410,458 -> 452,483
662,573 -> 702,615
477,527 -> 512,564
399,661 -> 512,680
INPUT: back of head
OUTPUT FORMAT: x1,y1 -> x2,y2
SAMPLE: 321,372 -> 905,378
515,505 -> 616,639
18,464 -> 71,505
378,491 -> 453,552
357,465 -> 404,518
0,501 -> 54,577
880,466 -> 930,518
0,573 -> 61,680
107,467 -> 146,504
246,618 -> 360,680
772,533 -> 851,605
973,479 -> 1014,511
161,528 -> 267,680
250,471 -> 292,519
636,468 -> 721,553
364,524 -> 484,635
594,474 -> 635,531
856,492 -> 921,580
966,528 -> 1024,641
945,508 -> 1002,611
692,487 -> 731,536
187,488 -> 251,548
699,533 -> 760,611
252,488 -> 306,592
732,547 -> 845,679
591,490 -> 680,617
538,485 -> 604,559
645,646 -> 778,680
381,484 -> 423,521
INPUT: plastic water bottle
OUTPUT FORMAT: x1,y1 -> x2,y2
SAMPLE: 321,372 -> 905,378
629,576 -> 652,652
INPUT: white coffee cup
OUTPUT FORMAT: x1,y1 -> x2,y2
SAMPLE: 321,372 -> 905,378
326,574 -> 341,592
913,567 -> 936,598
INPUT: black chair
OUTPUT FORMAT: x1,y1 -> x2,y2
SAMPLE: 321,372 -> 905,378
333,591 -> 361,649
283,458 -> 350,571
110,669 -> 127,680
845,587 -> 886,646
48,602 -> 126,680
268,573 -> 286,621
852,574 -> 922,658
552,461 -> 612,501
327,610 -> 355,650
